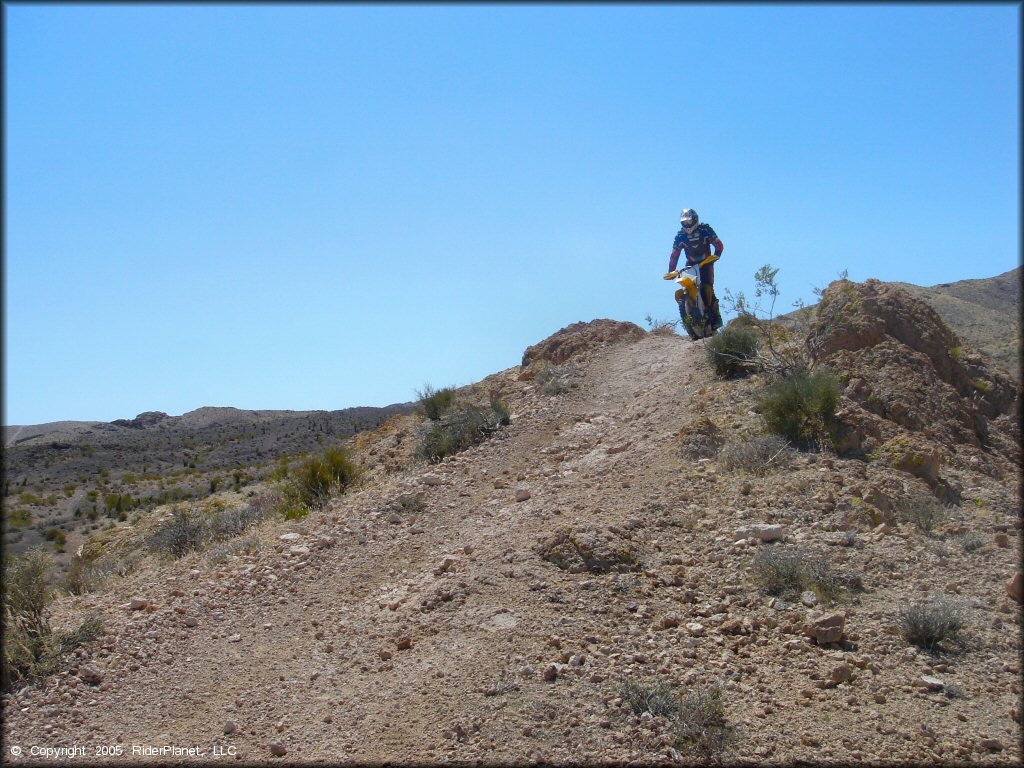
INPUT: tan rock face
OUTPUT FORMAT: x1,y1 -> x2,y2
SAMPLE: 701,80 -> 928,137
521,319 -> 646,368
817,279 -> 1020,470
1007,572 -> 1023,603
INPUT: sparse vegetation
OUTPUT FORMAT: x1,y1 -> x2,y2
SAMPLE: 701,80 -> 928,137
416,384 -> 457,421
673,684 -> 732,760
706,322 -> 760,378
955,532 -> 986,552
758,369 -> 841,449
621,678 -> 678,718
147,505 -> 207,558
285,446 -> 359,513
3,550 -> 104,690
417,398 -> 510,463
678,416 -> 724,460
751,546 -> 845,603
898,594 -> 968,652
898,496 -> 951,534
717,435 -> 791,476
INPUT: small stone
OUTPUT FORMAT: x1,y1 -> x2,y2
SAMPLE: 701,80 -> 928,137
685,622 -> 705,637
223,721 -> 237,735
79,665 -> 103,685
733,523 -> 785,543
831,663 -> 854,685
994,533 -> 1010,548
268,743 -> 287,757
279,533 -> 302,542
801,590 -> 818,607
806,611 -> 846,645
129,598 -> 148,611
379,649 -> 393,660
918,676 -> 945,691
543,664 -> 559,682
801,734 -> 821,747
515,489 -> 532,503
421,474 -> 445,486
1006,572 -> 1023,603
396,637 -> 413,650
183,617 -> 199,628
660,613 -> 681,629
978,738 -> 1004,752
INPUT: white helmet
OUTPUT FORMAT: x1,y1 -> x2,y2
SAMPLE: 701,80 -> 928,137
680,208 -> 699,232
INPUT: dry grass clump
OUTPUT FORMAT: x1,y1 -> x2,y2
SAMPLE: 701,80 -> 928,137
416,398 -> 510,463
619,678 -> 732,760
898,594 -> 968,652
149,493 -> 280,559
751,546 -> 846,603
416,384 -> 457,421
717,435 -> 792,476
673,684 -> 733,759
898,496 -> 952,534
621,678 -> 678,718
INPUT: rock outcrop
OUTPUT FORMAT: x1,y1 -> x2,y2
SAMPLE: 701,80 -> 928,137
521,319 -> 646,369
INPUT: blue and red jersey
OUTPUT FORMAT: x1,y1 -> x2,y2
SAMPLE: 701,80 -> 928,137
669,223 -> 723,272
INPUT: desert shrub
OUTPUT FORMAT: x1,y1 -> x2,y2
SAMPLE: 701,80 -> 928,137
955,533 -> 986,553
758,369 -> 840,448
706,323 -> 760,378
898,594 -> 968,651
147,505 -> 207,558
621,678 -> 678,718
717,435 -> 792,476
416,384 -> 457,421
207,498 -> 274,541
673,684 -> 732,759
898,496 -> 951,534
751,546 -> 844,602
3,548 -> 103,691
535,361 -> 580,395
417,401 -> 509,463
288,446 -> 359,511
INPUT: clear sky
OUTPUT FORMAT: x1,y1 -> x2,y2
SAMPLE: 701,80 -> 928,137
4,3 -> 1020,426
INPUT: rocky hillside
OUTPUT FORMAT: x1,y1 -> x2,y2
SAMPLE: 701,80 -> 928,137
890,267 -> 1019,380
2,287 -> 1021,765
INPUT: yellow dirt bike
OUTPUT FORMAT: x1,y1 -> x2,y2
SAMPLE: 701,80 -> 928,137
663,254 -> 721,340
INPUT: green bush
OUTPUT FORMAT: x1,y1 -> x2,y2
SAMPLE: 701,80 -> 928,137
416,384 -> 457,421
706,323 -> 760,378
417,401 -> 510,463
288,446 -> 359,512
758,369 -> 840,448
898,496 -> 951,534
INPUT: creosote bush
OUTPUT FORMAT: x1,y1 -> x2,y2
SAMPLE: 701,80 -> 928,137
416,384 -> 457,421
706,323 -> 760,378
287,446 -> 359,512
3,550 -> 104,691
417,399 -> 510,463
534,361 -> 580,396
717,435 -> 791,476
758,368 -> 840,449
898,595 -> 968,651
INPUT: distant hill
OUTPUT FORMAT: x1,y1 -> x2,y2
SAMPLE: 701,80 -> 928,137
891,267 -> 1020,380
3,403 -> 416,562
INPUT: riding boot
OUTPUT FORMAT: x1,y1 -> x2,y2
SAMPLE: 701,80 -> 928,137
710,299 -> 723,330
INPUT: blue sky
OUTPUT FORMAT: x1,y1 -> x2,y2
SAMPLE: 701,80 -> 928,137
4,4 -> 1020,425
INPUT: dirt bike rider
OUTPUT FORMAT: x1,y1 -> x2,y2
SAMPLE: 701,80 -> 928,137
668,208 -> 724,332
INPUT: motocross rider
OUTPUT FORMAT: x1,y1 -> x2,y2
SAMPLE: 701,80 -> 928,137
668,208 -> 724,331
